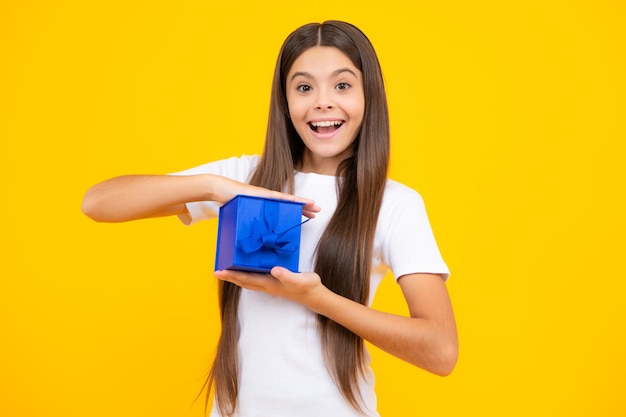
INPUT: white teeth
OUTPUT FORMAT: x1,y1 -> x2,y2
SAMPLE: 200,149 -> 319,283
311,120 -> 342,127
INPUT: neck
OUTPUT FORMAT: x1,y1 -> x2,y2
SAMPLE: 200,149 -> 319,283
299,150 -> 352,176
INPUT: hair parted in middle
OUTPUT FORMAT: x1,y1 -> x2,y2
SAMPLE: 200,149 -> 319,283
207,20 -> 390,417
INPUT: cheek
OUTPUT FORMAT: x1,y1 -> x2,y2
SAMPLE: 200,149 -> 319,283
347,105 -> 365,125
287,101 -> 309,121
341,95 -> 365,119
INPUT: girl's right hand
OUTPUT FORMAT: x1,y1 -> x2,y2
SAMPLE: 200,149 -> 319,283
206,174 -> 320,219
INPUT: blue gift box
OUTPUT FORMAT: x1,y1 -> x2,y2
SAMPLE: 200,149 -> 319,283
215,195 -> 308,273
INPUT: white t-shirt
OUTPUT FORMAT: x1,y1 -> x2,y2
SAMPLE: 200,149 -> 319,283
171,155 -> 449,417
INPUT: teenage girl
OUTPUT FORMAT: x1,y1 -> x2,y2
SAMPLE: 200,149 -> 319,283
82,20 -> 458,417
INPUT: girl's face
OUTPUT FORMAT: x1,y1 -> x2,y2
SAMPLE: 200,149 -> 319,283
286,46 -> 365,175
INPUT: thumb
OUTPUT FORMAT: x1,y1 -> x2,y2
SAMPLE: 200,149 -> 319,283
270,266 -> 290,280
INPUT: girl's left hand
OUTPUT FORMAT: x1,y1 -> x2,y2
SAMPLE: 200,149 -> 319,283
214,266 -> 324,306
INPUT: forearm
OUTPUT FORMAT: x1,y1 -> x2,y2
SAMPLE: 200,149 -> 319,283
304,285 -> 458,376
82,173 -> 321,223
82,174 -> 213,222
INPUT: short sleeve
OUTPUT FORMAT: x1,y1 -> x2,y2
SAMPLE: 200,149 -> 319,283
380,182 -> 450,281
168,154 -> 260,225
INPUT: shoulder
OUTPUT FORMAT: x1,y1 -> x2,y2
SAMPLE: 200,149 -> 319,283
378,178 -> 431,233
381,179 -> 425,212
219,154 -> 261,176
170,154 -> 260,181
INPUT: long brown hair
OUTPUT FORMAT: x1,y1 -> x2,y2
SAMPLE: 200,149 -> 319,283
207,20 -> 390,416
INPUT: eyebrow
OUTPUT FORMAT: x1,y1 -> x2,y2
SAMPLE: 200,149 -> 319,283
289,68 -> 358,81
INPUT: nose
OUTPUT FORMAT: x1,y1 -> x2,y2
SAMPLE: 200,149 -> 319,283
315,90 -> 334,110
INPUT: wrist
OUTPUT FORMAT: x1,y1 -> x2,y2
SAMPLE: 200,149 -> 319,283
302,284 -> 336,316
200,173 -> 219,202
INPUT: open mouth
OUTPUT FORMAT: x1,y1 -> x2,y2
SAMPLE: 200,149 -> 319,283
309,120 -> 344,134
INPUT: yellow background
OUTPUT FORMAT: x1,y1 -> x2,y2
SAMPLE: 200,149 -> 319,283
1,1 -> 625,416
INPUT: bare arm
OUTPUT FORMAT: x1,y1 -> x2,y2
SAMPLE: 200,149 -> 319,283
214,268 -> 458,376
306,272 -> 458,375
82,174 -> 320,223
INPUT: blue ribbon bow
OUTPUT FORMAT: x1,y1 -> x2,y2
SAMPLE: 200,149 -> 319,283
237,200 -> 310,267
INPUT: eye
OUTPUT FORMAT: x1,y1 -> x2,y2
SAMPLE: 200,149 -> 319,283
296,84 -> 312,92
336,82 -> 351,90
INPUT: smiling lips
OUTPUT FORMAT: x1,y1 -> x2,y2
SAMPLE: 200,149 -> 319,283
309,120 -> 344,135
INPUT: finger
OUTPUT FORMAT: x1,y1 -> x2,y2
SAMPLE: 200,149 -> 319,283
245,187 -> 320,219
295,198 -> 320,211
262,190 -> 321,215
216,269 -> 267,281
302,203 -> 321,219
215,270 -> 253,285
270,266 -> 295,282
215,270 -> 275,292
